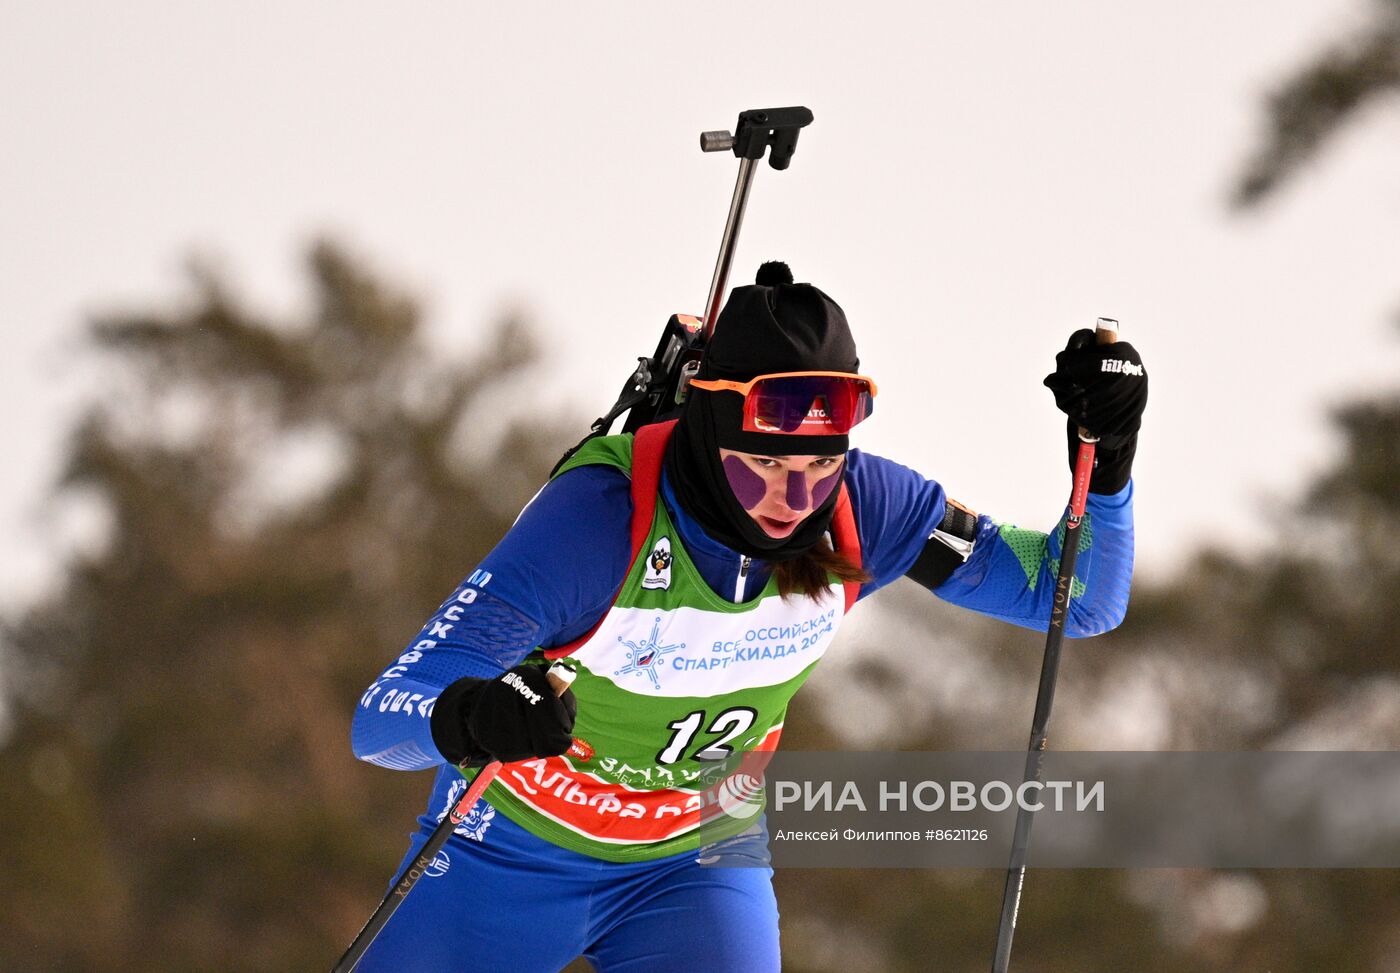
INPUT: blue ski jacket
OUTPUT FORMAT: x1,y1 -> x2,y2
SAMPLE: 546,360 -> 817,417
352,448 -> 1134,771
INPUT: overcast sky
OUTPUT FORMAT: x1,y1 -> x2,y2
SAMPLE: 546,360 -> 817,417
4,1 -> 1400,612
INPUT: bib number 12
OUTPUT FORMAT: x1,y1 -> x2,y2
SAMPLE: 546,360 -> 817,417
657,707 -> 758,764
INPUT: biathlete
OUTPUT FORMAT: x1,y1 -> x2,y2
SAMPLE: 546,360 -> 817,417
349,262 -> 1147,972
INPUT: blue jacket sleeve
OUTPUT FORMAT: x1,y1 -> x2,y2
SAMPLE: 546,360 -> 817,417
933,481 -> 1135,637
350,465 -> 632,771
842,450 -> 950,599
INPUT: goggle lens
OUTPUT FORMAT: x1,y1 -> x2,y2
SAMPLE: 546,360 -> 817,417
746,375 -> 875,435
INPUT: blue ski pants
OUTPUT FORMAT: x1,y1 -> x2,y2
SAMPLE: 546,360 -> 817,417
353,798 -> 780,973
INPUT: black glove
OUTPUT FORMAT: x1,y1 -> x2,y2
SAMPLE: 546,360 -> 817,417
430,664 -> 577,766
1043,328 -> 1148,494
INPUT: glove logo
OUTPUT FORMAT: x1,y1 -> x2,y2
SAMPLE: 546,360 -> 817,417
643,536 -> 673,591
1100,359 -> 1144,376
501,671 -> 543,706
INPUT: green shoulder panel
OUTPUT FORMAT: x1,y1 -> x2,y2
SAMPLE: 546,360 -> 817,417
995,515 -> 1094,597
554,433 -> 635,479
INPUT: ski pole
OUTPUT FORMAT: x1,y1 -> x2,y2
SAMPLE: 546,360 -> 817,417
331,661 -> 577,973
990,317 -> 1119,973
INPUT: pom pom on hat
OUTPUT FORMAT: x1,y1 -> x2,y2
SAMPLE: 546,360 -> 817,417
755,261 -> 794,286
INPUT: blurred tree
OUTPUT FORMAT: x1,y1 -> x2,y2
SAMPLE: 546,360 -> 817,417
8,8 -> 1400,960
0,242 -> 565,972
1232,0 -> 1400,208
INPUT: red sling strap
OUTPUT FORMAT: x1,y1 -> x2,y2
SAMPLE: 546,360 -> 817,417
831,487 -> 862,613
544,419 -> 861,660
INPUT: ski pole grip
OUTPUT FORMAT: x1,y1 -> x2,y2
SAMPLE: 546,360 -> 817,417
545,660 -> 577,697
1068,317 -> 1120,517
1076,317 -> 1119,444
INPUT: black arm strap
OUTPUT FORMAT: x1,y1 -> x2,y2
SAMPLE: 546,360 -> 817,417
906,499 -> 979,590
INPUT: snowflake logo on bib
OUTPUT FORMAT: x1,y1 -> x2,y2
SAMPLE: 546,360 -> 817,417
615,616 -> 684,689
437,780 -> 497,842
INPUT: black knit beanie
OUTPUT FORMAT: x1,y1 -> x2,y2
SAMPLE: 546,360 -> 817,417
664,262 -> 861,561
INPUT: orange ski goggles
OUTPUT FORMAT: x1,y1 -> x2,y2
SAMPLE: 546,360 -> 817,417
688,370 -> 879,435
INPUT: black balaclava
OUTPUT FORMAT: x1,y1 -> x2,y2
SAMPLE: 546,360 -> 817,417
664,262 -> 861,561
